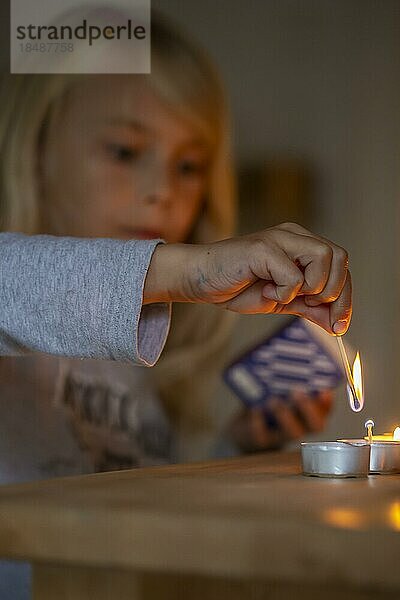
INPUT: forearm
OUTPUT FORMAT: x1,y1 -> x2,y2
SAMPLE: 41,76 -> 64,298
143,243 -> 206,304
0,233 -> 170,363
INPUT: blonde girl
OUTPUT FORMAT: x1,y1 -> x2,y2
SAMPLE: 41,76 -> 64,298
0,10 -> 237,469
0,9 -> 335,472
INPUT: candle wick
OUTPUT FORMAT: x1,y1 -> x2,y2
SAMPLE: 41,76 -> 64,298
367,425 -> 372,444
364,419 -> 375,444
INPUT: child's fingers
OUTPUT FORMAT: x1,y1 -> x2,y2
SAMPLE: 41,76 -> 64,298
248,409 -> 279,449
222,280 -> 279,314
230,389 -> 334,451
304,243 -> 348,306
291,395 -> 326,433
276,222 -> 349,304
269,399 -> 305,441
259,246 -> 305,304
275,297 -> 333,333
317,390 -> 334,415
229,408 -> 279,451
329,271 -> 353,335
224,279 -> 351,336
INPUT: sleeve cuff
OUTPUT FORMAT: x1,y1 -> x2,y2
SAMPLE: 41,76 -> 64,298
137,302 -> 172,366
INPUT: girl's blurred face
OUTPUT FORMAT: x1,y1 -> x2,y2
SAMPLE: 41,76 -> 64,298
38,76 -> 211,242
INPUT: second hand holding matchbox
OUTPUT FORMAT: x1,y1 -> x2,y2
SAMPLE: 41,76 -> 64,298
223,318 -> 344,427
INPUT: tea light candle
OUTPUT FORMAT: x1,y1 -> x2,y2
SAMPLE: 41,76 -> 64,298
365,422 -> 400,473
340,421 -> 400,474
301,441 -> 370,478
369,440 -> 400,473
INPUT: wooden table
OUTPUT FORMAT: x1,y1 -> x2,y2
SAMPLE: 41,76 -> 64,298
0,451 -> 399,600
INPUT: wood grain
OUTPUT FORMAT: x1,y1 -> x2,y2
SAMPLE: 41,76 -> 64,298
32,565 -> 389,600
0,452 -> 399,594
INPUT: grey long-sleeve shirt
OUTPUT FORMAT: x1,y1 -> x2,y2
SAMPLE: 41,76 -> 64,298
0,233 -> 171,365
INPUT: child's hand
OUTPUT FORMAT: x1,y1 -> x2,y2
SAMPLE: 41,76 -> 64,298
228,391 -> 333,452
145,222 -> 351,335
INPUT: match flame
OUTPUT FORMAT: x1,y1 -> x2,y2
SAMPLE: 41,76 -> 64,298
394,427 -> 400,441
349,352 -> 364,412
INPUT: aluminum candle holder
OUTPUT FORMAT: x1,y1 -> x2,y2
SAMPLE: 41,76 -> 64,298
339,439 -> 400,474
301,441 -> 371,478
370,441 -> 400,473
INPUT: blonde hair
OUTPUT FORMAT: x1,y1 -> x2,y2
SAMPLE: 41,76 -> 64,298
0,11 -> 237,431
0,12 -> 235,238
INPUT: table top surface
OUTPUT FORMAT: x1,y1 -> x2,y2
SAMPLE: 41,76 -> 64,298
0,451 -> 399,587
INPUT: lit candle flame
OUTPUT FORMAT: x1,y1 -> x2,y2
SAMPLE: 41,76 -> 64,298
394,427 -> 400,441
348,352 -> 364,412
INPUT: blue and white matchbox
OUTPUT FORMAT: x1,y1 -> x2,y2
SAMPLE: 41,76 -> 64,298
223,318 -> 344,408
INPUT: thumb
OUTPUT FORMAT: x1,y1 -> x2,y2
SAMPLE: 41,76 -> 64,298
276,297 -> 334,334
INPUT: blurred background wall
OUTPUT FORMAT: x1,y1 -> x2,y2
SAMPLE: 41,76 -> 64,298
153,0 -> 400,439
